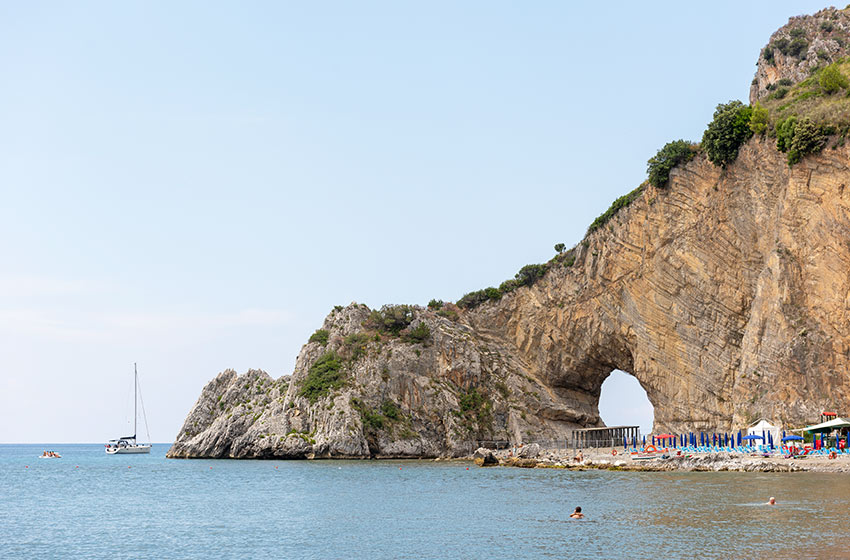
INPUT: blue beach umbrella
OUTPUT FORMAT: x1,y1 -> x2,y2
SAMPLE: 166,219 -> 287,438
643,435 -> 646,446
782,435 -> 803,442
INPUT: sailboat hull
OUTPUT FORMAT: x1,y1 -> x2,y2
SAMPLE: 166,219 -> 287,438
106,445 -> 151,455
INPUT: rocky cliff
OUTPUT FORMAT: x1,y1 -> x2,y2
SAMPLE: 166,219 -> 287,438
751,7 -> 850,104
169,9 -> 850,459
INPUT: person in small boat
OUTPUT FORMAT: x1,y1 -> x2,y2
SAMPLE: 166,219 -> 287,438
570,507 -> 584,519
767,497 -> 776,505
41,451 -> 48,457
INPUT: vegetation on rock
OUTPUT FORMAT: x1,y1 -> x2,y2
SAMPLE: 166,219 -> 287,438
749,102 -> 769,135
457,260 -> 554,310
775,115 -> 829,165
343,332 -> 371,360
308,329 -> 329,346
587,184 -> 644,233
819,62 -> 849,93
299,351 -> 345,403
646,140 -> 697,188
365,305 -> 414,335
702,101 -> 754,167
454,386 -> 493,434
401,322 -> 430,344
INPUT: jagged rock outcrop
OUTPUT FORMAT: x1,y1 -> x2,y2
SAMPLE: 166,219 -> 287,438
170,10 -> 850,459
169,137 -> 850,459
751,7 -> 850,104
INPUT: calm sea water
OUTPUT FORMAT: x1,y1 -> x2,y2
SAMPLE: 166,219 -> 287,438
2,444 -> 850,559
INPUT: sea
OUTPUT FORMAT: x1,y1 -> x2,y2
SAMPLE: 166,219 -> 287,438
2,444 -> 850,559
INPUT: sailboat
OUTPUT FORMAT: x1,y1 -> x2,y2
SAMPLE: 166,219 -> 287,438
105,363 -> 151,454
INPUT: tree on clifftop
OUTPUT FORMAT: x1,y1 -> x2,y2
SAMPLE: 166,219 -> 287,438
701,100 -> 753,167
646,140 -> 696,188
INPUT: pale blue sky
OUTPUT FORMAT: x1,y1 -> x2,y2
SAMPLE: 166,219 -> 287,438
0,1 -> 829,442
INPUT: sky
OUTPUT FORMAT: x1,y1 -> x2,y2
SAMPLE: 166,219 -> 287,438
0,1 -> 832,443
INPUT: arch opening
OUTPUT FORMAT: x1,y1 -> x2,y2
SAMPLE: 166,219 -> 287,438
598,369 -> 654,435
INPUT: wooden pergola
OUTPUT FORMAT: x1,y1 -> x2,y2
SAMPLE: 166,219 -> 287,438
572,425 -> 640,449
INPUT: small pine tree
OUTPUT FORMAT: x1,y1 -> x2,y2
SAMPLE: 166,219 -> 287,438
749,102 -> 769,135
819,63 -> 849,94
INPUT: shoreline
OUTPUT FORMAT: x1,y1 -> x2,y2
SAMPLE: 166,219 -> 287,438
473,447 -> 850,473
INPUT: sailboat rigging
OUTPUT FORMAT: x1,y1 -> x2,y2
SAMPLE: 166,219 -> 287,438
105,363 -> 152,454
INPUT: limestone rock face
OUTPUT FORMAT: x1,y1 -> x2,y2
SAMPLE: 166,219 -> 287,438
168,136 -> 850,459
750,7 -> 850,105
167,304 -> 578,459
471,138 -> 850,434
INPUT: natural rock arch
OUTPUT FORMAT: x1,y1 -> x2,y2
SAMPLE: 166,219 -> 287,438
469,140 -> 850,434
169,140 -> 850,459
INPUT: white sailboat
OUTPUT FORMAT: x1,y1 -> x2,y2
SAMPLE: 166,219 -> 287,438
106,363 -> 151,455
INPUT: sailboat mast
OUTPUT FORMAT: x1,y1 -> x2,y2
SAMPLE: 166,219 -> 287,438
134,363 -> 137,440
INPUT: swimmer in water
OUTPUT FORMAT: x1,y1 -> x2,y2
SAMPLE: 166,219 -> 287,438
570,506 -> 584,519
767,497 -> 776,505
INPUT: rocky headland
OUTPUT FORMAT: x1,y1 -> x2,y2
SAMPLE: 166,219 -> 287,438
168,7 -> 850,460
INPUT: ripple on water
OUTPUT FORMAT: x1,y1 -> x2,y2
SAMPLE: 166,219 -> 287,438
1,445 -> 848,560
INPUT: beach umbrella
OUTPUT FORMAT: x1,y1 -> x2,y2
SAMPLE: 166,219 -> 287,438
642,435 -> 646,446
782,435 -> 803,442
737,430 -> 742,446
768,432 -> 773,449
700,432 -> 704,446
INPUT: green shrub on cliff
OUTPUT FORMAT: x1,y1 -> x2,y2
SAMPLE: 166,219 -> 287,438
365,305 -> 414,335
309,329 -> 329,346
455,386 -> 493,434
775,116 -> 828,165
749,102 -> 769,135
646,140 -> 696,189
427,299 -> 443,310
587,184 -> 644,234
401,322 -> 430,344
299,351 -> 344,403
343,332 -> 371,360
515,264 -> 547,287
701,101 -> 754,167
819,63 -> 849,94
457,289 -> 490,309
